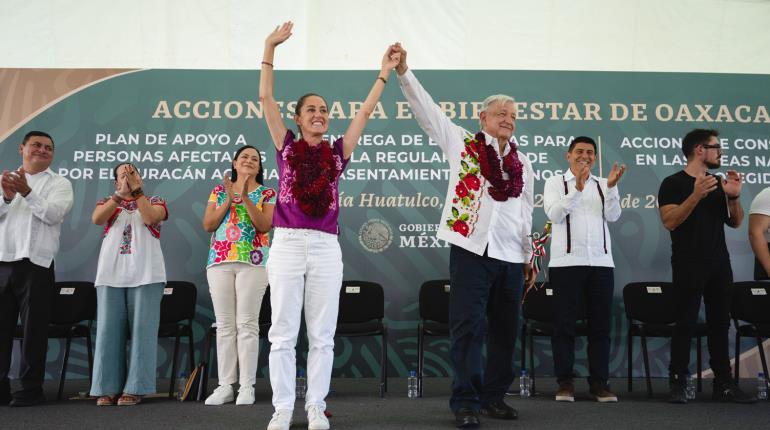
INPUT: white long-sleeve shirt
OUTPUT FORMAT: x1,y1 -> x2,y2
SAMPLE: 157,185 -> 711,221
0,168 -> 74,268
544,169 -> 621,268
398,69 -> 534,263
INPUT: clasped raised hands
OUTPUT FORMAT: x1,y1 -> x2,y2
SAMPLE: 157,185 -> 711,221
382,46 -> 401,72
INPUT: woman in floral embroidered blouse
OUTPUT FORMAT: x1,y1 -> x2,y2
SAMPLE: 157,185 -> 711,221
90,163 -> 168,406
259,22 -> 400,430
201,145 -> 275,406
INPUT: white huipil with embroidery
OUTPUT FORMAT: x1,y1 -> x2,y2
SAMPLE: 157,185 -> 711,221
397,70 -> 534,263
94,197 -> 168,288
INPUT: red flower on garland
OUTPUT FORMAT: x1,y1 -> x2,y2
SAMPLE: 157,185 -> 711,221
474,132 -> 524,201
262,188 -> 276,200
455,181 -> 469,198
452,220 -> 470,237
462,173 -> 481,191
286,138 -> 340,217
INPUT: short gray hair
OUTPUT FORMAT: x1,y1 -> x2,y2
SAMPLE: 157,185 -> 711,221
480,94 -> 516,129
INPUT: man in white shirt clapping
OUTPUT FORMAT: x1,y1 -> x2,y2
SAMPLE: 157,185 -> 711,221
543,136 -> 624,403
0,131 -> 74,406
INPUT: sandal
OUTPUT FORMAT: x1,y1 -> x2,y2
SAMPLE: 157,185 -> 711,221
117,393 -> 143,406
96,395 -> 118,406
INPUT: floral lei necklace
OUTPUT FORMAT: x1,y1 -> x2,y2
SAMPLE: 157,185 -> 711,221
286,137 -> 339,217
473,132 -> 524,201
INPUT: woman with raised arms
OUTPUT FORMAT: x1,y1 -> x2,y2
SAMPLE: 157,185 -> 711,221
259,21 -> 399,430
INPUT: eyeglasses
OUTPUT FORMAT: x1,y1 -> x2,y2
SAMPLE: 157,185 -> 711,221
701,144 -> 724,154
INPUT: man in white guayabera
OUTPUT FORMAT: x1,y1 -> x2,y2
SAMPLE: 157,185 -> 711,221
392,44 -> 535,429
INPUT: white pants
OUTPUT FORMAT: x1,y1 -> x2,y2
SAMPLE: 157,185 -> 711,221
207,262 -> 268,386
267,228 -> 343,411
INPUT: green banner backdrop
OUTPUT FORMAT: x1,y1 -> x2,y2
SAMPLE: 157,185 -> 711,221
2,69 -> 769,382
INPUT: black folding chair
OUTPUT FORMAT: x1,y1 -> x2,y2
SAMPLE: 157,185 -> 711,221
623,282 -> 707,397
198,285 -> 272,400
14,281 -> 96,400
416,280 -> 450,397
336,280 -> 388,397
519,282 -> 587,393
731,281 -> 770,382
158,281 -> 197,398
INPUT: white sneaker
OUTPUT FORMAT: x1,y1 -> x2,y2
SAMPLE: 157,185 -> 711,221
307,405 -> 330,430
267,409 -> 293,430
235,385 -> 255,405
204,384 -> 234,405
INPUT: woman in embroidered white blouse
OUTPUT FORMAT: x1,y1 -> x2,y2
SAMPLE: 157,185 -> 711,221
89,163 -> 169,407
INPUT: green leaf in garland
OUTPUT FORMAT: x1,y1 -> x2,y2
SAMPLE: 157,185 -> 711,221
461,160 -> 469,172
447,219 -> 455,227
462,197 -> 470,206
460,213 -> 469,221
451,207 -> 459,218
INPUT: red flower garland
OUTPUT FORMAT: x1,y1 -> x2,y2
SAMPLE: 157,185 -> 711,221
286,138 -> 339,217
474,132 -> 524,201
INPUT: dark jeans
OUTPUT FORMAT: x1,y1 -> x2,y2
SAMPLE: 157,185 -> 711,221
669,259 -> 733,382
448,245 -> 523,412
0,259 -> 56,393
549,266 -> 614,385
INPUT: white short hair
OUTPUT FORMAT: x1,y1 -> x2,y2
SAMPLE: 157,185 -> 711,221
480,94 -> 516,129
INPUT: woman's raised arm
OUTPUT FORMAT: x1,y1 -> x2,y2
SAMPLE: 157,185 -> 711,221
341,45 -> 400,159
259,22 -> 293,150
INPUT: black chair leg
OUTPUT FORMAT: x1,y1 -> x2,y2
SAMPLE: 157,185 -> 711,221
169,333 -> 181,398
187,322 -> 195,374
734,331 -> 741,383
87,330 -> 94,388
627,326 -> 633,392
380,329 -> 387,398
757,335 -> 769,380
640,332 -> 652,398
417,326 -> 424,397
197,327 -> 215,401
58,334 -> 73,401
696,335 -> 702,392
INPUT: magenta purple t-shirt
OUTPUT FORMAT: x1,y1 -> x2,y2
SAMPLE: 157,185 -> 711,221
272,130 -> 349,235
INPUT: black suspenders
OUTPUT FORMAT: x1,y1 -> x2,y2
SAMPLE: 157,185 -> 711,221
562,175 -> 607,254
563,179 -> 572,253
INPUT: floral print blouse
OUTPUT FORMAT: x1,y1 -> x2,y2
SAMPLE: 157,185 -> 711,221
206,184 -> 276,268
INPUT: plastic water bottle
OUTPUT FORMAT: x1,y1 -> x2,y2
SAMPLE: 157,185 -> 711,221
758,373 -> 768,400
519,370 -> 531,399
685,374 -> 696,400
296,370 -> 307,399
407,370 -> 418,398
177,372 -> 187,401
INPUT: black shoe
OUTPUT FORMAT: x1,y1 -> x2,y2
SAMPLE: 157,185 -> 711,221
480,400 -> 518,419
0,379 -> 11,405
667,381 -> 687,404
454,408 -> 480,428
9,388 -> 45,407
712,381 -> 757,404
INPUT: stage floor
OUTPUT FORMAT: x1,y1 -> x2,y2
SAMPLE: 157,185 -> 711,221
1,378 -> 768,429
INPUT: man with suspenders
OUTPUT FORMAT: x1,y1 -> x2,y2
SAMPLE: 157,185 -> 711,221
543,136 -> 625,402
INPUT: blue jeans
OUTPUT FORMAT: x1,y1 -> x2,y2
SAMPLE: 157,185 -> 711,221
90,283 -> 164,396
448,245 -> 523,412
